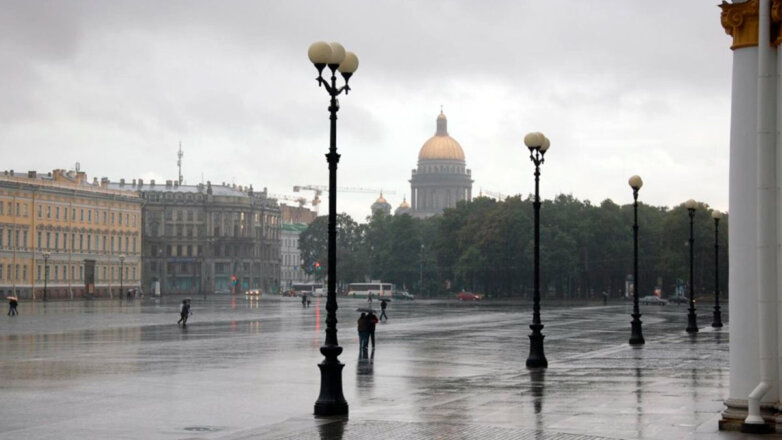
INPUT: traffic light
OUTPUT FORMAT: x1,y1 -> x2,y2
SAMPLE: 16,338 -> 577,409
231,275 -> 238,286
314,262 -> 321,272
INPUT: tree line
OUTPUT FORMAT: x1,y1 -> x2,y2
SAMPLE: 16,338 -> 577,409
298,194 -> 728,299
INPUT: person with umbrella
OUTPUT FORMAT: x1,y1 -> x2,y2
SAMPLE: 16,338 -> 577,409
7,296 -> 18,316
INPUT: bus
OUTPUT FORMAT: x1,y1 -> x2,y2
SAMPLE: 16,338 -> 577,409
346,282 -> 400,299
289,282 -> 324,297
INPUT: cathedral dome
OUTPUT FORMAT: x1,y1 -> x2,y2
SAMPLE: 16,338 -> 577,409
418,110 -> 465,161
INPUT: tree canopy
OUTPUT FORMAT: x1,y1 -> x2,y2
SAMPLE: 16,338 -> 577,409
298,196 -> 728,299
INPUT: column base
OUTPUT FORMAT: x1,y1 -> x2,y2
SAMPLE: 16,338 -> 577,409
720,398 -> 779,433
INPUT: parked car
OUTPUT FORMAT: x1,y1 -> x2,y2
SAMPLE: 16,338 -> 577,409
245,289 -> 262,296
640,295 -> 668,305
457,291 -> 482,301
668,295 -> 688,304
396,291 -> 415,300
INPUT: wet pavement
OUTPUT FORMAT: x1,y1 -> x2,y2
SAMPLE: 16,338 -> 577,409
0,295 -> 771,439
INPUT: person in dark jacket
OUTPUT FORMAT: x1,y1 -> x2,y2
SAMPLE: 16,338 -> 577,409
7,297 -> 18,316
367,312 -> 379,348
178,300 -> 191,326
379,299 -> 388,321
357,313 -> 369,349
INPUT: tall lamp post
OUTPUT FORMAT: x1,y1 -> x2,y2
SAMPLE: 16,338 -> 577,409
43,252 -> 50,301
684,199 -> 698,333
711,210 -> 723,328
308,41 -> 358,417
524,131 -> 550,369
119,254 -> 126,300
628,175 -> 645,346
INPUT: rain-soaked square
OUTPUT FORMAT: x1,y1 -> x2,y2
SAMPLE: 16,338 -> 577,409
0,296 -> 744,439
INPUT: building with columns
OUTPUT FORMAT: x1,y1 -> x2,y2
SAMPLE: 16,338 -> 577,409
108,178 -> 281,296
409,110 -> 473,217
718,0 -> 782,432
0,169 -> 142,299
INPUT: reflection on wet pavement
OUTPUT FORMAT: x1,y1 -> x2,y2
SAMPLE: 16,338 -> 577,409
0,296 -> 739,439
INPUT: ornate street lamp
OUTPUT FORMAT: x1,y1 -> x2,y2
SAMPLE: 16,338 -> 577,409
684,199 -> 698,333
628,175 -> 645,346
43,252 -> 50,301
524,131 -> 550,369
119,254 -> 126,300
711,210 -> 723,328
308,41 -> 358,417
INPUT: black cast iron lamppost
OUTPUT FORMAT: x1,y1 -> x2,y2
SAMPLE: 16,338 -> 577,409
524,131 -> 550,369
628,175 -> 645,346
119,254 -> 126,300
43,252 -> 50,301
711,210 -> 723,328
308,40 -> 358,417
685,199 -> 698,333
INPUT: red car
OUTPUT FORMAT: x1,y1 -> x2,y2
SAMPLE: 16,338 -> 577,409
457,292 -> 482,301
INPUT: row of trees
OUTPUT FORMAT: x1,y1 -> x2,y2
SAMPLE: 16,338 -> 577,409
298,194 -> 729,299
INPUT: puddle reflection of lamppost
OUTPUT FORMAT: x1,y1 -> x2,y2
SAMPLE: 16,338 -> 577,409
684,199 -> 698,333
308,40 -> 359,417
628,175 -> 644,346
711,210 -> 723,328
524,131 -> 550,369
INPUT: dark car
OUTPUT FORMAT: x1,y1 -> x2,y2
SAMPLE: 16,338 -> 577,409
640,295 -> 668,306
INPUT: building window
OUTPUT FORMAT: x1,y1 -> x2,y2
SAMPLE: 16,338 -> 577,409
111,212 -> 115,224
80,265 -> 83,281
55,206 -> 60,219
80,209 -> 84,221
46,205 -> 51,218
37,265 -> 41,281
87,235 -> 91,252
79,234 -> 83,251
54,232 -> 59,251
125,237 -> 129,253
54,266 -> 59,281
102,266 -> 106,281
22,265 -> 27,281
46,232 -> 51,249
37,232 -> 41,250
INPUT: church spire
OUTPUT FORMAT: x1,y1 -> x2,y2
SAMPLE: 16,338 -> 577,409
436,107 -> 448,136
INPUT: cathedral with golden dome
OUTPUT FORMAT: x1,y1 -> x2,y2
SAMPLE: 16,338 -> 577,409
408,109 -> 473,217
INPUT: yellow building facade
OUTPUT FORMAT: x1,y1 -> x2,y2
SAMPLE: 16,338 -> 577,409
0,169 -> 142,299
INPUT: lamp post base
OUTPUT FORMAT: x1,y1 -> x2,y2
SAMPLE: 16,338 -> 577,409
526,324 -> 548,369
314,346 -> 348,417
712,308 -> 723,328
629,314 -> 645,345
686,311 -> 698,333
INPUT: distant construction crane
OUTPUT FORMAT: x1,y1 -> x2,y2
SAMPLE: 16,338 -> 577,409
478,188 -> 508,201
293,185 -> 397,214
267,193 -> 311,208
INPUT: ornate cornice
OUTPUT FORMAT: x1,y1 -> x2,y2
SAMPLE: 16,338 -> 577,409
721,0 -> 760,49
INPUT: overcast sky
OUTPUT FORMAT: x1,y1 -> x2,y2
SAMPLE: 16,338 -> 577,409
0,1 -> 732,221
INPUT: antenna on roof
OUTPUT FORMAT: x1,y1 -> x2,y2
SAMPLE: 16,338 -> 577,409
177,141 -> 184,185
75,162 -> 81,172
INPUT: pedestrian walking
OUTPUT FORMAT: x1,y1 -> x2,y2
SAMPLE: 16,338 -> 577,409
301,292 -> 308,308
177,300 -> 191,326
7,296 -> 18,316
379,299 -> 388,321
357,313 -> 369,349
368,312 -> 379,348
367,292 -> 373,304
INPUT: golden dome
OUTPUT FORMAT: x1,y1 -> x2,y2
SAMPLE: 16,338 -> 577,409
398,197 -> 410,209
375,193 -> 388,204
418,110 -> 465,161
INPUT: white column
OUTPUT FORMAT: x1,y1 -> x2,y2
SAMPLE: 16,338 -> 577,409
728,45 -> 761,406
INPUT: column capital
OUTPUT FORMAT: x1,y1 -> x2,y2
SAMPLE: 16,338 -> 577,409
720,0 -> 759,50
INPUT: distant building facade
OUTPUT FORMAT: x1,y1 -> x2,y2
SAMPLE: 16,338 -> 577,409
109,179 -> 281,295
0,169 -> 142,299
279,204 -> 317,290
409,110 -> 473,217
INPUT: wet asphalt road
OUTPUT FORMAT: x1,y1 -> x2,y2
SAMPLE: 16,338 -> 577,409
0,295 -> 746,439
